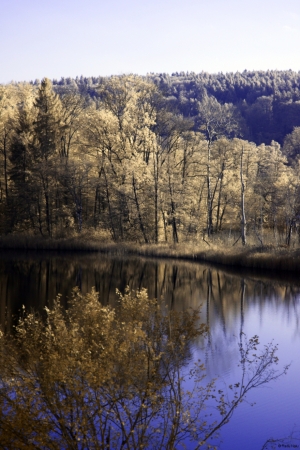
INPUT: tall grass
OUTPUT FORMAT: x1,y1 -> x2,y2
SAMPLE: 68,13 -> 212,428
0,231 -> 299,272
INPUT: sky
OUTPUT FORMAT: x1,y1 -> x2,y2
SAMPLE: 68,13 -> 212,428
1,0 -> 300,83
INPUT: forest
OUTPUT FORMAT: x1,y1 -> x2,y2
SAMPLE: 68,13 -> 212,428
1,71 -> 300,246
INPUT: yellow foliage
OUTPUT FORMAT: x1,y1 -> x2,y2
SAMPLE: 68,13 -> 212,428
0,287 -> 287,448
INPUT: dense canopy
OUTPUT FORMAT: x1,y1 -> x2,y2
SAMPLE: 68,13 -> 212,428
1,71 -> 300,245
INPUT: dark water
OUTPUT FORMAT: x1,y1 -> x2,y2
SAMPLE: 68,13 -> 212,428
0,250 -> 300,449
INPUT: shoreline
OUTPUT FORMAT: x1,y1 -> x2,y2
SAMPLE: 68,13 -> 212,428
0,234 -> 299,272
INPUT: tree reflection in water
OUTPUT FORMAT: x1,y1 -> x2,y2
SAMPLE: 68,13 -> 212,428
0,287 -> 288,449
0,251 -> 299,447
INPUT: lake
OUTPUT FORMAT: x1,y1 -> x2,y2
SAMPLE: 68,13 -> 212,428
0,250 -> 300,449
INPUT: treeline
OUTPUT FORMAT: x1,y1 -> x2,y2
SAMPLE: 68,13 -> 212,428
1,75 -> 300,245
48,69 -> 300,146
151,70 -> 300,146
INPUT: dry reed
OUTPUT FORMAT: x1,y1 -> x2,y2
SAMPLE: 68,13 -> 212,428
0,233 -> 299,272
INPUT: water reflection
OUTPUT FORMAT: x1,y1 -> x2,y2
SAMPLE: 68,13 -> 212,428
0,250 -> 300,448
1,250 -> 300,331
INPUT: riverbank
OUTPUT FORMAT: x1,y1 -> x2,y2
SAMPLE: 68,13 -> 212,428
0,233 -> 299,272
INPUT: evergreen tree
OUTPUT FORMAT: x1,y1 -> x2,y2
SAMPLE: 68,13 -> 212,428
31,79 -> 65,236
33,78 -> 64,161
9,106 -> 37,232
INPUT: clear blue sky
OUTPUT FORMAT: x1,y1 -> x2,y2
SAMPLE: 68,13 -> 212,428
1,0 -> 300,83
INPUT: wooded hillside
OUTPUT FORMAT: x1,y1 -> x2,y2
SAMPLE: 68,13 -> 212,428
1,72 -> 300,245
51,70 -> 300,145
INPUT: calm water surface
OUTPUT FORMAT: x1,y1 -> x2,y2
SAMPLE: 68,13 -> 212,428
0,250 -> 300,449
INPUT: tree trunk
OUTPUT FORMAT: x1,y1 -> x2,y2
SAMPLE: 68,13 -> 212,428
132,174 -> 148,243
103,168 -> 116,241
41,175 -> 51,237
2,130 -> 9,204
240,146 -> 247,246
168,175 -> 178,244
154,152 -> 159,243
206,141 -> 213,237
215,162 -> 225,232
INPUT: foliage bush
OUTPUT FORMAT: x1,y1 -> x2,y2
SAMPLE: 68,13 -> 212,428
0,288 -> 288,449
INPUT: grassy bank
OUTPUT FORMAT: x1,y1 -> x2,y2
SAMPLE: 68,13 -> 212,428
0,232 -> 300,272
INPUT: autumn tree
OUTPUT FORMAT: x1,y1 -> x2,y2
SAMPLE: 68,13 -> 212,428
283,126 -> 300,163
53,93 -> 93,234
196,94 -> 242,237
60,92 -> 87,159
228,139 -> 259,244
85,76 -> 159,242
210,138 -> 236,233
254,141 -> 289,244
60,159 -> 95,233
154,112 -> 194,243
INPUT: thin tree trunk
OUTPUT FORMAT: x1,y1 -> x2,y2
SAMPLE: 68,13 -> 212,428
161,207 -> 168,242
207,141 -> 213,237
2,131 -> 9,204
240,146 -> 247,246
168,175 -> 178,243
37,193 -> 44,237
93,184 -> 99,228
132,174 -> 148,243
103,168 -> 116,241
154,152 -> 159,243
197,179 -> 206,232
215,162 -> 225,232
41,175 -> 51,237
219,196 -> 228,231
